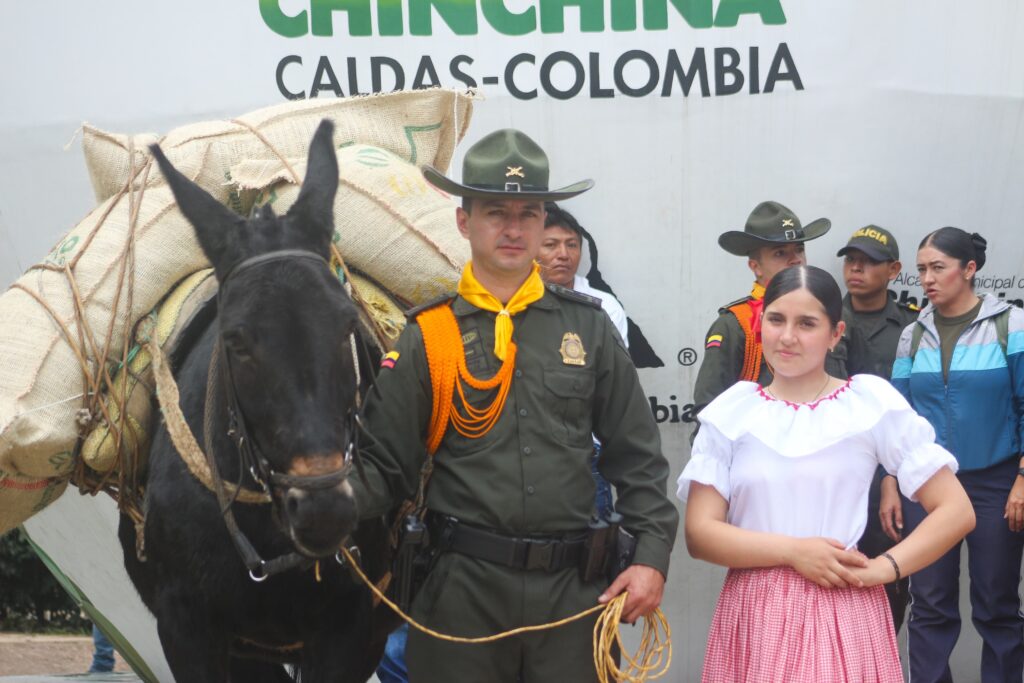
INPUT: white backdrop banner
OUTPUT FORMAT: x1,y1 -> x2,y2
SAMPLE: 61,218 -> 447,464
2,1 -> 1024,678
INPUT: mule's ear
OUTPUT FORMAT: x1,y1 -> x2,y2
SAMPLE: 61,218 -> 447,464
285,120 -> 338,253
149,144 -> 244,272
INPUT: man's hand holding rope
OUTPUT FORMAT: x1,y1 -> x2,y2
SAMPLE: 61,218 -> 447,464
599,564 -> 665,624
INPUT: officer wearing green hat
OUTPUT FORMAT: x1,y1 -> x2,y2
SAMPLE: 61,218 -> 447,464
693,201 -> 847,414
354,128 -> 678,683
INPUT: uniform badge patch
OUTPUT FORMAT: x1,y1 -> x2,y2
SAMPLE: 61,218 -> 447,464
380,350 -> 400,369
559,332 -> 587,366
705,334 -> 723,349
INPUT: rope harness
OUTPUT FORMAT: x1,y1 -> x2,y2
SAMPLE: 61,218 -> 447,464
11,138 -> 154,544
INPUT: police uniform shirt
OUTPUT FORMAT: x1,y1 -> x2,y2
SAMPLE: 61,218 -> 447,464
352,286 -> 678,575
842,294 -> 919,379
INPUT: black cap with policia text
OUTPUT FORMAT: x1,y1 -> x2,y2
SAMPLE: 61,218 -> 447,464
836,225 -> 900,262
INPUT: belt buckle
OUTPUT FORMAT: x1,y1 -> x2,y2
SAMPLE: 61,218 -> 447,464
524,539 -> 555,571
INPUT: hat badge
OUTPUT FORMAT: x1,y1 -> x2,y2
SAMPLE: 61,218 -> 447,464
782,218 -> 794,227
506,165 -> 525,178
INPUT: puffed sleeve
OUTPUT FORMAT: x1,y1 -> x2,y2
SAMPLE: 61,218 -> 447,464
676,420 -> 733,502
873,406 -> 958,502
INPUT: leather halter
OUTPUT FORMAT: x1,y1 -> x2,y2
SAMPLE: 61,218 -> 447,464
205,249 -> 359,581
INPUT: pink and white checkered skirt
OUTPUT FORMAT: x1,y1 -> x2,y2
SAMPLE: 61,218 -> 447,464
701,566 -> 903,683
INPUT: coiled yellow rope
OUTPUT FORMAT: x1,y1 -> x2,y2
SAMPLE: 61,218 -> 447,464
338,548 -> 671,682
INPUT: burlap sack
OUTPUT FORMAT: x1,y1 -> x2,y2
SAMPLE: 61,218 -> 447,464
0,151 -> 214,490
80,269 -> 217,475
237,144 -> 468,306
0,91 -> 474,532
83,89 -> 475,210
348,272 -> 407,348
0,469 -> 70,536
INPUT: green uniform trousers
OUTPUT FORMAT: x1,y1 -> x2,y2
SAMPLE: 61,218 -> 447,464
406,552 -> 603,683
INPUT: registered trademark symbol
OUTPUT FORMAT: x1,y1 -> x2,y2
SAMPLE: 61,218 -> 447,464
677,348 -> 697,366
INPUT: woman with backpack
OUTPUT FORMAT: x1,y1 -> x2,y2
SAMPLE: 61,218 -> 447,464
891,227 -> 1024,683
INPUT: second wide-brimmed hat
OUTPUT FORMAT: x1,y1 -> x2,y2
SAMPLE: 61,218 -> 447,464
423,129 -> 593,201
718,201 -> 831,256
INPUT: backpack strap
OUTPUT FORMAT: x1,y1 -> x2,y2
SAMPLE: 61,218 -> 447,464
996,307 -> 1010,357
910,322 -> 925,359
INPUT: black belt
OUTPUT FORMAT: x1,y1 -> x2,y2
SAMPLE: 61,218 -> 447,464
429,514 -> 587,573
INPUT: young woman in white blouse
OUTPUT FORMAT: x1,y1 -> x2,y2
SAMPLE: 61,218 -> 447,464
680,265 -> 975,683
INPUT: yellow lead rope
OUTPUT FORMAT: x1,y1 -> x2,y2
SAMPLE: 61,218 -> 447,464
338,548 -> 671,682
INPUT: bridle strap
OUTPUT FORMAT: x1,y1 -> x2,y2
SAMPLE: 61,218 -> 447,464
220,249 -> 330,286
269,461 -> 353,491
202,248 -> 358,581
204,342 -> 312,581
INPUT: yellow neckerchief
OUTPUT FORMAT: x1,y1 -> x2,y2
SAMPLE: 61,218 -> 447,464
750,281 -> 765,300
415,262 -> 544,454
457,261 -> 546,361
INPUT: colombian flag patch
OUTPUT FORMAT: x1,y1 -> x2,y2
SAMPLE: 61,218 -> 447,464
380,351 -> 400,369
705,334 -> 723,349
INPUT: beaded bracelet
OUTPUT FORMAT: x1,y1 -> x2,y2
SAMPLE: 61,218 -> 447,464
882,552 -> 901,583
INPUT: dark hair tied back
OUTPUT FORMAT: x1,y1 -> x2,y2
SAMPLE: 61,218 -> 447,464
920,227 -> 987,274
762,265 -> 844,328
969,232 -> 987,271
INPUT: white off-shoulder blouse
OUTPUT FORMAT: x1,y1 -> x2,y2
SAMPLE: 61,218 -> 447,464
677,374 -> 957,549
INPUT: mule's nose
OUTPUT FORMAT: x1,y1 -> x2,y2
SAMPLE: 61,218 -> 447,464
283,481 -> 358,558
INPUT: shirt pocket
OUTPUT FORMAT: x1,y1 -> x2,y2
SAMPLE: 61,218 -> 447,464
542,368 -> 596,447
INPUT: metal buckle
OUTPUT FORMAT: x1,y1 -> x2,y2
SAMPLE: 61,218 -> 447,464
524,540 -> 555,571
783,228 -> 805,241
504,182 -> 521,192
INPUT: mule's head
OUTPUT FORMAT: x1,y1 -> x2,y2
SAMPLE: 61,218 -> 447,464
151,120 -> 361,558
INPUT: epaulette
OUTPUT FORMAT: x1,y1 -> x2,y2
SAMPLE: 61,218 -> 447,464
404,293 -> 456,319
719,296 -> 753,314
545,283 -> 602,308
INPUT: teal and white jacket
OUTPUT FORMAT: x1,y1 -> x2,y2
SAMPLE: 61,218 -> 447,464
892,293 -> 1024,472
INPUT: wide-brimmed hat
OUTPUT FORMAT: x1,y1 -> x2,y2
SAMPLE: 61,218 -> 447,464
836,225 -> 900,262
718,201 -> 831,256
423,129 -> 593,201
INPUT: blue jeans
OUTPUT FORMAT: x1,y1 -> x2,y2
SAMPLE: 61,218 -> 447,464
89,624 -> 115,673
903,457 -> 1024,683
591,445 -> 612,520
376,623 -> 409,683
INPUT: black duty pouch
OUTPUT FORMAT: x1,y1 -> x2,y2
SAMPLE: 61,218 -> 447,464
609,522 -> 637,583
579,511 -> 639,583
580,516 -> 613,583
393,515 -> 432,613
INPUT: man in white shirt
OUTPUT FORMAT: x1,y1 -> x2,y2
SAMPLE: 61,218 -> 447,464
537,203 -> 630,346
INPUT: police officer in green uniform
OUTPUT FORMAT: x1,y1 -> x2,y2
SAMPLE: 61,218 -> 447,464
692,201 -> 844,414
352,129 -> 678,683
838,224 -> 918,631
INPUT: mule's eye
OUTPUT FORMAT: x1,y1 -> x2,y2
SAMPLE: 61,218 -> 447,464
224,329 -> 255,362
